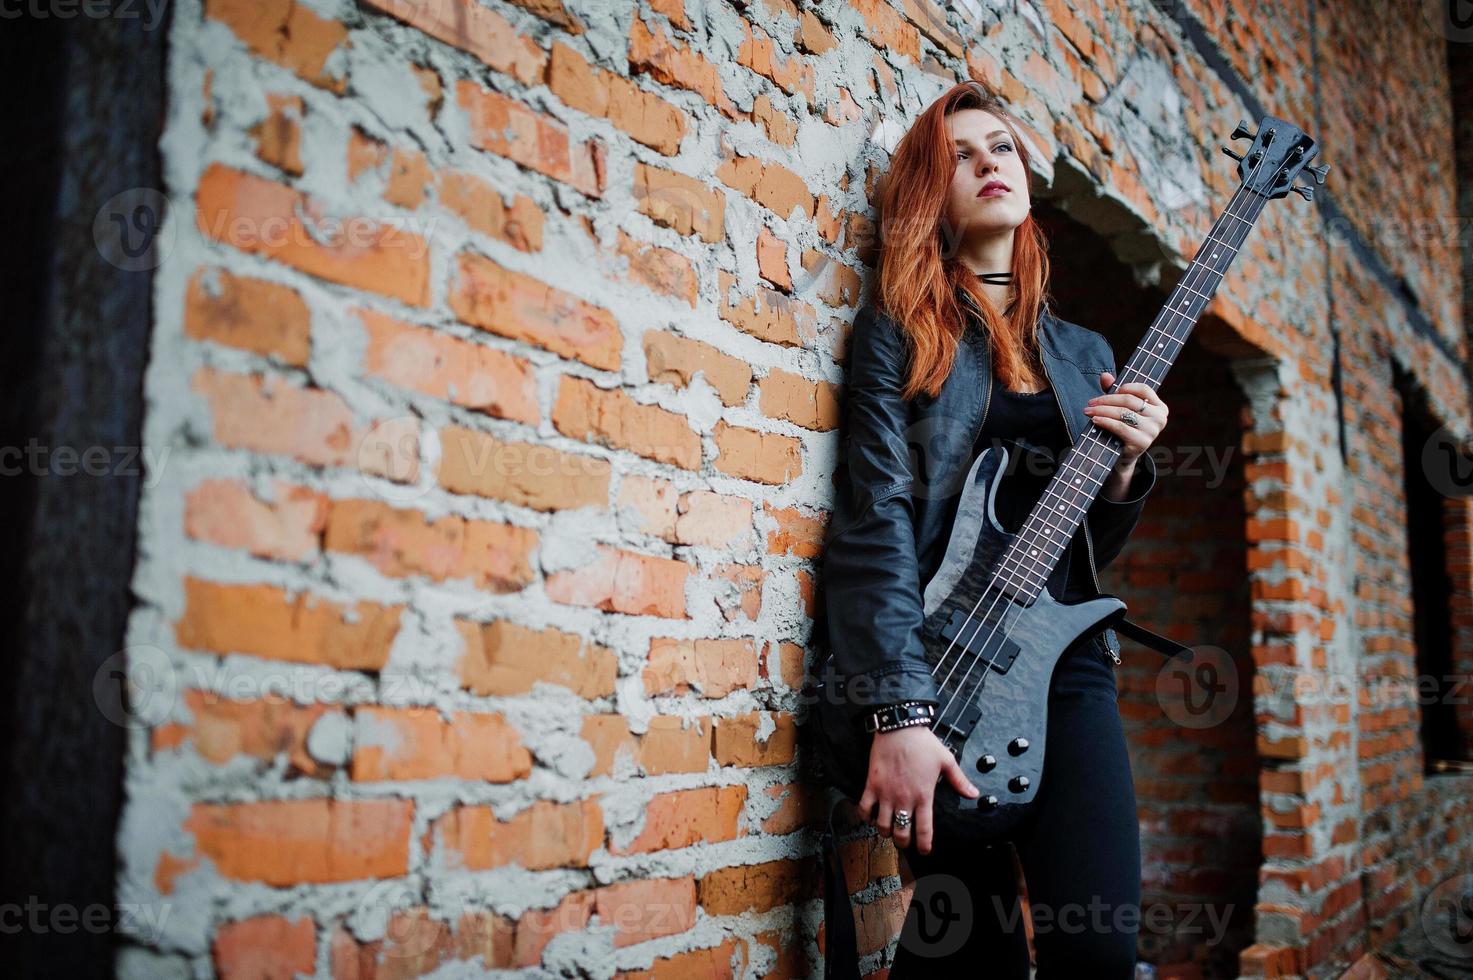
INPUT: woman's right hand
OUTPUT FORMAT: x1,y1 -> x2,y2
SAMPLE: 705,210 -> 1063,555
857,726 -> 981,854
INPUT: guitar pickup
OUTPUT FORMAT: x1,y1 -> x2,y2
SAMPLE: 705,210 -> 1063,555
939,609 -> 1021,675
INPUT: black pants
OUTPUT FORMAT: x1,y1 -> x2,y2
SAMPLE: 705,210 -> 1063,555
888,638 -> 1141,979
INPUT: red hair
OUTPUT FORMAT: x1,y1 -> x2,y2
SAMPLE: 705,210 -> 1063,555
873,80 -> 1053,400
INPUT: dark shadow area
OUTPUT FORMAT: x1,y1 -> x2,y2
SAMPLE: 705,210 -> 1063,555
0,8 -> 167,977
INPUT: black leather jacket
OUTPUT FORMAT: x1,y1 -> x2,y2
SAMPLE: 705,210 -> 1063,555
818,291 -> 1158,715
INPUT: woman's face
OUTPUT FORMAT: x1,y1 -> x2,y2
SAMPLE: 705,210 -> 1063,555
943,108 -> 1031,245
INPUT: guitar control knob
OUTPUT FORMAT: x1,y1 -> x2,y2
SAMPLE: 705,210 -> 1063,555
1008,775 -> 1030,793
1007,737 -> 1029,755
975,753 -> 997,773
979,795 -> 1000,810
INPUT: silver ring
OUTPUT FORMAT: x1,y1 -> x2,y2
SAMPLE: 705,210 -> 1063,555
1120,409 -> 1140,428
1138,396 -> 1147,412
893,809 -> 912,829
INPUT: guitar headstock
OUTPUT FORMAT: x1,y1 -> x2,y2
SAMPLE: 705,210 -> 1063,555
1222,115 -> 1328,202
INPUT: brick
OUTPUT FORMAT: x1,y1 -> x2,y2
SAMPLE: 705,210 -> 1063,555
184,479 -> 327,562
206,0 -> 349,93
757,227 -> 792,290
550,42 -> 689,155
155,689 -> 341,778
709,562 -> 764,621
175,578 -> 401,671
642,329 -> 752,406
760,640 -> 807,691
593,877 -> 697,947
580,714 -> 640,777
718,273 -> 819,348
455,619 -> 617,699
757,367 -> 841,431
761,782 -> 819,835
250,93 -> 304,175
711,711 -> 798,767
457,79 -> 604,197
360,0 -> 548,86
644,637 -> 760,697
610,785 -> 747,854
737,20 -> 816,105
712,421 -> 802,485
545,544 -> 691,619
195,163 -> 430,307
632,163 -> 726,243
351,707 -> 532,782
674,491 -> 753,547
323,498 -> 538,591
552,376 -> 701,470
628,16 -> 739,118
639,716 -> 711,774
437,169 -> 544,252
213,915 -> 315,980
433,798 -> 603,871
716,154 -> 815,221
697,857 -> 816,915
184,267 -> 310,366
184,798 -> 413,884
449,251 -> 623,370
616,230 -> 698,306
615,939 -> 746,980
359,309 -> 538,423
615,475 -> 680,539
765,505 -> 826,558
437,424 -> 611,510
848,0 -> 913,61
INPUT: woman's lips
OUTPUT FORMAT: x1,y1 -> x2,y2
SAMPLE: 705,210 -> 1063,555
979,185 -> 1009,197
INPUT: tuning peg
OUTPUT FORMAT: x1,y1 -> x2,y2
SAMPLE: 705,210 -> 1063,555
1221,145 -> 1244,162
1292,183 -> 1314,202
1230,118 -> 1256,141
1307,162 -> 1329,185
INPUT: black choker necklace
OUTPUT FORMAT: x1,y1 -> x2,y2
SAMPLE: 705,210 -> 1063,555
978,272 -> 1013,285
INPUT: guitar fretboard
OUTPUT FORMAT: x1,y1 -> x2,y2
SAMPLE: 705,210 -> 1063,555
990,184 -> 1272,604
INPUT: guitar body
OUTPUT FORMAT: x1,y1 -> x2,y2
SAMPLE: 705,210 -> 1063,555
812,441 -> 1127,850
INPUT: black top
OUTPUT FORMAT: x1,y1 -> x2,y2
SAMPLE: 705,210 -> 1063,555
972,383 -> 1085,602
976,384 -> 1067,449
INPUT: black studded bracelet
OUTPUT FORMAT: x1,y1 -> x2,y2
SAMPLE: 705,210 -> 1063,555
864,700 -> 938,734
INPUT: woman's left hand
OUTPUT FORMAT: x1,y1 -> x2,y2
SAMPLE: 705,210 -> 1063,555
1085,371 -> 1168,473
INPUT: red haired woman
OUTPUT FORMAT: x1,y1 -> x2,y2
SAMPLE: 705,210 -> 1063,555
817,81 -> 1169,977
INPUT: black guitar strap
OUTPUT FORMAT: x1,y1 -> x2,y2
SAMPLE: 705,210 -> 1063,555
1111,616 -> 1193,659
820,788 -> 861,979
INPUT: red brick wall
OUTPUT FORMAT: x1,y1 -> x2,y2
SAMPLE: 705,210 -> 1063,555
113,0 -> 1473,978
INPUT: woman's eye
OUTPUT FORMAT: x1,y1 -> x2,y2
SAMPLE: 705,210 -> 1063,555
994,142 -> 1013,153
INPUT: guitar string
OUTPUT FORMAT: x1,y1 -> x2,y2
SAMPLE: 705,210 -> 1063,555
925,144 -> 1282,739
